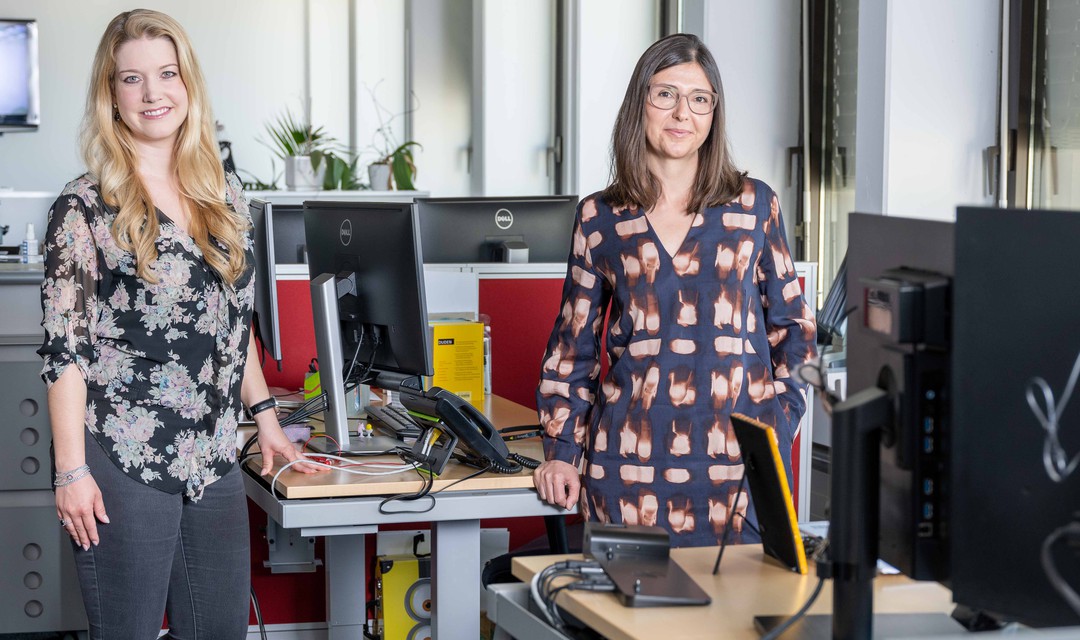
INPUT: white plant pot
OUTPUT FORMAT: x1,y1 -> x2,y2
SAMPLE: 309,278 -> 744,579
285,156 -> 324,190
368,163 -> 392,190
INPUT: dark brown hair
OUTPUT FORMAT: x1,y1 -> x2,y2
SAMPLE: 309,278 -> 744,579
602,33 -> 746,214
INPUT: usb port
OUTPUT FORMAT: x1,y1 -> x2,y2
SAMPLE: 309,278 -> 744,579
923,417 -> 934,434
918,522 -> 934,537
923,479 -> 934,495
923,436 -> 934,454
923,503 -> 934,519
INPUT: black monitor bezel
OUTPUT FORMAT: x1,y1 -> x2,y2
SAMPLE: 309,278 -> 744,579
303,200 -> 434,382
248,198 -> 283,364
414,195 -> 577,263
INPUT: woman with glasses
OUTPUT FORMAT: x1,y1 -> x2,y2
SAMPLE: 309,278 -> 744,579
534,33 -> 816,547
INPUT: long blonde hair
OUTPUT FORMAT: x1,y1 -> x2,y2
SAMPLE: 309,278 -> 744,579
81,9 -> 248,285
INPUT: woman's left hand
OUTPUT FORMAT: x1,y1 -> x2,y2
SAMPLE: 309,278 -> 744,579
255,423 -> 326,476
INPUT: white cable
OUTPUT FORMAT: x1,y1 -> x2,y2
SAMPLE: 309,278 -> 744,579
530,565 -> 563,628
266,453 -> 419,496
1026,348 -> 1080,483
1040,522 -> 1080,617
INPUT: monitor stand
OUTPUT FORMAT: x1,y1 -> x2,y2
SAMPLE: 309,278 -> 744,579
305,432 -> 403,455
753,613 -> 964,638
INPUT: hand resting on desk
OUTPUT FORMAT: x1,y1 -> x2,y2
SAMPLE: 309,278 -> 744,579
534,459 -> 580,510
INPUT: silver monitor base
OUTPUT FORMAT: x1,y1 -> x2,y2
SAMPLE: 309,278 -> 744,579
305,433 -> 403,455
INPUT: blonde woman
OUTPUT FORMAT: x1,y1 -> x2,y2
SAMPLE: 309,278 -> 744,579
38,10 -> 319,639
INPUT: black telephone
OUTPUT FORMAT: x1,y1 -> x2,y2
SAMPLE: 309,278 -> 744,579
400,387 -> 532,474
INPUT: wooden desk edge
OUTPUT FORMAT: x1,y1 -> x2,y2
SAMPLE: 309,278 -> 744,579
241,394 -> 546,499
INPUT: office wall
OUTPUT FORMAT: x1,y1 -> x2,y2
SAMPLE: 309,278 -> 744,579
0,0 -> 318,193
576,0 -> 658,198
856,0 -> 999,220
681,0 -> 800,240
704,1 -> 801,218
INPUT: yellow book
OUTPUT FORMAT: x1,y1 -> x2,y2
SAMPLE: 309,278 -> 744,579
427,320 -> 485,407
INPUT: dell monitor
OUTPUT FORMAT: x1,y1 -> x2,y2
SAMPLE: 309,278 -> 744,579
248,199 -> 283,367
786,212 -> 958,640
266,203 -> 306,264
950,206 -> 1080,628
304,201 -> 433,452
809,209 -> 1080,638
0,19 -> 40,133
415,196 -> 577,263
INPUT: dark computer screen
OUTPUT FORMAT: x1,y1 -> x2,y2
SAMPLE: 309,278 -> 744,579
266,203 -> 305,264
0,19 -> 40,132
303,201 -> 433,380
951,206 -> 1080,628
831,209 -> 1080,634
248,198 -> 282,365
845,212 -> 954,583
415,195 -> 577,263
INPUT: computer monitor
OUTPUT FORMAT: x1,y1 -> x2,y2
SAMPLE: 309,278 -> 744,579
0,19 -> 40,133
816,253 -> 848,346
248,199 -> 283,367
808,212 -> 956,638
818,209 -> 1080,637
304,201 -> 433,451
415,195 -> 577,263
950,206 -> 1080,628
266,203 -> 306,264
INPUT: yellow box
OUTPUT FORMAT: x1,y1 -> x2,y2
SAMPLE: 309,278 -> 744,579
376,554 -> 431,640
427,320 -> 485,407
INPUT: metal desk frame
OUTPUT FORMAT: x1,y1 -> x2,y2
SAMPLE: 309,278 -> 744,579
243,469 -> 569,640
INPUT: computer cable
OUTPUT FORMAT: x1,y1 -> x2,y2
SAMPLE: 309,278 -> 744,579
755,532 -> 831,640
342,326 -> 366,386
499,424 -> 543,441
268,452 -> 418,497
1040,520 -> 1080,617
377,463 -> 436,514
1026,347 -> 1080,483
509,452 -> 541,469
250,586 -> 268,640
797,358 -> 842,412
759,576 -> 826,640
530,560 -> 610,632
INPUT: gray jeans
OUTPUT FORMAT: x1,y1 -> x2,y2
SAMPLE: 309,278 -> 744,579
72,433 -> 250,640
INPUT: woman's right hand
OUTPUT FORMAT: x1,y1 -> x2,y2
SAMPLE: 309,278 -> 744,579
56,475 -> 109,551
533,459 -> 581,511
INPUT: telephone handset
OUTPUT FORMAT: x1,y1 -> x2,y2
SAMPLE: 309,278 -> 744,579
400,387 -> 528,473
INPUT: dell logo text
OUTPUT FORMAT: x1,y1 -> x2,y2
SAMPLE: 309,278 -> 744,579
339,219 -> 353,246
495,208 -> 514,230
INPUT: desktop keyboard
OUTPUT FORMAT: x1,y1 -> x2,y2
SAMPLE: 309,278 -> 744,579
365,404 -> 423,441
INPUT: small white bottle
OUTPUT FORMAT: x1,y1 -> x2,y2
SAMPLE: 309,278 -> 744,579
20,223 -> 40,263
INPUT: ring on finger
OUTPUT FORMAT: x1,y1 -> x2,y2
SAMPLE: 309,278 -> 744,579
59,519 -> 70,527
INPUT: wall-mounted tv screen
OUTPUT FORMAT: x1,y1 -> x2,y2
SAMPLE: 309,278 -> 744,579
0,19 -> 40,133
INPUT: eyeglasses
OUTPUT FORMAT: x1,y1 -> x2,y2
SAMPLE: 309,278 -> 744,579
647,84 -> 718,115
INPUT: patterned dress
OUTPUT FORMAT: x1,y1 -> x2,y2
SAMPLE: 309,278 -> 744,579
38,173 -> 255,501
537,178 -> 817,547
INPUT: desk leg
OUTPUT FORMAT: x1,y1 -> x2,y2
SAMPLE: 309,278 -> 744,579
432,519 -> 480,640
325,533 -> 367,640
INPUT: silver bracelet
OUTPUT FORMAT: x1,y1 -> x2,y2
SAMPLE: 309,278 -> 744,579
54,464 -> 91,488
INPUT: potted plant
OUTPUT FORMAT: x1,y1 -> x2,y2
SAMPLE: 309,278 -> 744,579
368,141 -> 421,190
363,84 -> 421,190
262,109 -> 333,190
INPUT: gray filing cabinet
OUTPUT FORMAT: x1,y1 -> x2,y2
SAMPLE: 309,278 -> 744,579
0,264 -> 87,634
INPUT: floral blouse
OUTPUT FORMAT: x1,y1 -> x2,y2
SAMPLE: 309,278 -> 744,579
537,178 -> 817,547
38,173 -> 255,501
